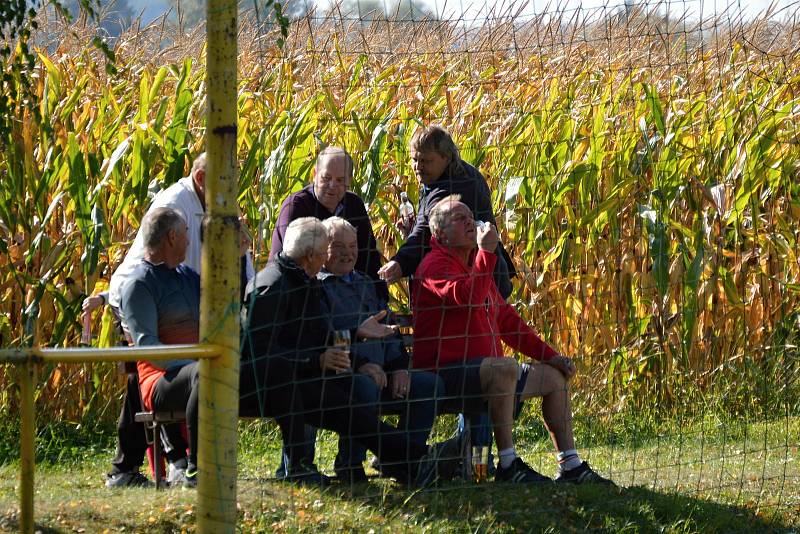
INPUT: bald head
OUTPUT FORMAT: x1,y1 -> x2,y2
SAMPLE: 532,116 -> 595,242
313,147 -> 353,212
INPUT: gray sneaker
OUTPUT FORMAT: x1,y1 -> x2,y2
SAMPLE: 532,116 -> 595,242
414,428 -> 470,488
105,470 -> 153,488
167,463 -> 191,488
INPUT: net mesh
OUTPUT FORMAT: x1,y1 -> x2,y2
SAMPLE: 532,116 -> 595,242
228,0 -> 800,528
3,0 -> 798,530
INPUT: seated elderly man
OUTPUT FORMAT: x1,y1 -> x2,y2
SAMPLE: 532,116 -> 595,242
269,146 -> 387,300
317,217 -> 444,482
119,207 -> 201,488
412,195 -> 614,485
241,217 -> 464,486
121,211 -> 460,487
120,208 -> 330,488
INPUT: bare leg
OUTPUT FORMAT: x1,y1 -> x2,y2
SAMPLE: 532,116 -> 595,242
521,364 -> 575,451
479,357 -> 518,451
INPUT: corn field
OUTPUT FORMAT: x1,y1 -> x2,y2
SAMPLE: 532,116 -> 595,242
1,5 -> 799,424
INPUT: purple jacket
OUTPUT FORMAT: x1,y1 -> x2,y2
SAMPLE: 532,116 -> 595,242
269,185 -> 387,299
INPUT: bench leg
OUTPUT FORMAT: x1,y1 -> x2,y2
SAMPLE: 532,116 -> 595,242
154,422 -> 162,490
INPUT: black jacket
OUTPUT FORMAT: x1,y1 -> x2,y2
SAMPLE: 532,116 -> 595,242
390,161 -> 516,297
240,254 -> 369,378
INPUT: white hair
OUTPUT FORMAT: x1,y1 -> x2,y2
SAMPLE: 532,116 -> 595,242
429,194 -> 463,238
315,146 -> 354,178
322,216 -> 357,239
191,152 -> 206,175
283,217 -> 328,260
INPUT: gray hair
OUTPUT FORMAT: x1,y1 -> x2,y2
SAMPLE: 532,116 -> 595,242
283,217 -> 328,260
322,216 -> 357,239
429,194 -> 463,238
191,152 -> 206,176
315,146 -> 354,179
409,125 -> 463,173
141,207 -> 186,251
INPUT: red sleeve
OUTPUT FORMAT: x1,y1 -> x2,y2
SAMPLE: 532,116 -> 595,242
419,250 -> 497,307
497,300 -> 558,361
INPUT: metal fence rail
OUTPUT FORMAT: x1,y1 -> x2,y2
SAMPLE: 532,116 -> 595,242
0,344 -> 223,534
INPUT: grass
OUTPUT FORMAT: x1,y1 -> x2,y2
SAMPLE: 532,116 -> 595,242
0,415 -> 797,533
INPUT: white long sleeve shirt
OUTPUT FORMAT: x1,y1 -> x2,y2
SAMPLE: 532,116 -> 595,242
109,176 -> 254,310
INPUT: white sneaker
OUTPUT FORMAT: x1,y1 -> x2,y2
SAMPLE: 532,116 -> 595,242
167,463 -> 189,487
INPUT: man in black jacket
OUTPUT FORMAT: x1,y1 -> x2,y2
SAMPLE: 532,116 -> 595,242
241,217 -> 463,486
378,125 -> 515,298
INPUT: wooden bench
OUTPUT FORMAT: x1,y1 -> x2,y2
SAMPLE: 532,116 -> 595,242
134,312 -> 492,485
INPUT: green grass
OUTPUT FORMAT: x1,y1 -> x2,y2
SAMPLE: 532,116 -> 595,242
0,415 -> 797,533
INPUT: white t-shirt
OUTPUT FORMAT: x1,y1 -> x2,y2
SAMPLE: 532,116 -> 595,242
109,176 -> 254,309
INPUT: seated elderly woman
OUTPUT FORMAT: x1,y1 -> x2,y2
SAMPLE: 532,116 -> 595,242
316,217 -> 444,483
240,217 -> 464,486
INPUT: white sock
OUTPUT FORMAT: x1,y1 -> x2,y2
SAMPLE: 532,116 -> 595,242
557,449 -> 581,471
498,447 -> 517,469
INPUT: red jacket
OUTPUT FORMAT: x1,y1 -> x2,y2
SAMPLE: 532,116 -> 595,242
411,237 -> 557,369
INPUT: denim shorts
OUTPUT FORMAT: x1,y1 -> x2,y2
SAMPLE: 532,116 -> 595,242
437,358 -> 530,418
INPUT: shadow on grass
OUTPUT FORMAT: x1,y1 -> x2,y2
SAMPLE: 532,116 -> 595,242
323,480 -> 795,533
1,476 -> 795,533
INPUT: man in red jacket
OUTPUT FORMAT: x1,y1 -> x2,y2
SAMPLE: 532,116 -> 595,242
412,195 -> 614,485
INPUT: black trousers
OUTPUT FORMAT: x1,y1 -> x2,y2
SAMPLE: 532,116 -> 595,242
110,372 -> 188,474
150,364 -> 200,470
240,356 -> 428,480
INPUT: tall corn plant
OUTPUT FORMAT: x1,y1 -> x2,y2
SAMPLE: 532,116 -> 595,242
2,10 -> 799,422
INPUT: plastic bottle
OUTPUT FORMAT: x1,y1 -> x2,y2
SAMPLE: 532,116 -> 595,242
399,191 -> 415,230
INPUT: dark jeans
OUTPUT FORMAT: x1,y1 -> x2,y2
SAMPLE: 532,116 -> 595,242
278,370 -> 444,473
241,356 -> 429,480
335,370 -> 443,469
110,371 -> 188,475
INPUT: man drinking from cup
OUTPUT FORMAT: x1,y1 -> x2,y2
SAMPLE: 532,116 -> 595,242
412,196 -> 615,486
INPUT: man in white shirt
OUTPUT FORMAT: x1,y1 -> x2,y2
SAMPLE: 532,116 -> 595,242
109,153 -> 254,311
103,153 -> 254,487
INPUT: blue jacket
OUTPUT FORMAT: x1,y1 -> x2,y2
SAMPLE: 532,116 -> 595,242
317,269 -> 409,372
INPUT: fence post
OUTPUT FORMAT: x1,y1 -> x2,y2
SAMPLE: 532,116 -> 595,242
198,0 -> 240,532
19,359 -> 36,534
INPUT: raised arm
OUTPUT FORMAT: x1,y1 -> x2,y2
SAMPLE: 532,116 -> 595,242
418,249 -> 497,307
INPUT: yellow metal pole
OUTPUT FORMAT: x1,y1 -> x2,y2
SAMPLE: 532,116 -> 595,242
19,360 -> 36,534
198,0 -> 240,531
0,344 -> 220,364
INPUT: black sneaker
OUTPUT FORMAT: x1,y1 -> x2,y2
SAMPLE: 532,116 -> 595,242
555,461 -> 615,486
182,468 -> 198,489
495,457 -> 552,484
283,460 -> 331,487
105,470 -> 153,488
414,428 -> 470,488
335,466 -> 369,485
